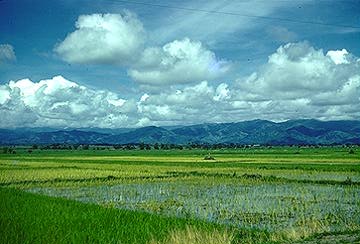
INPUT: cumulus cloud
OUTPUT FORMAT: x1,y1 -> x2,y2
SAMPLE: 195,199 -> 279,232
129,38 -> 230,85
2,42 -> 359,128
238,42 -> 360,99
55,13 -> 145,65
231,42 -> 360,120
134,80 -> 311,125
136,81 -> 233,125
0,44 -> 16,63
311,75 -> 360,106
0,76 -> 138,128
55,13 -> 229,87
135,42 -> 360,124
214,83 -> 231,101
326,49 -> 350,65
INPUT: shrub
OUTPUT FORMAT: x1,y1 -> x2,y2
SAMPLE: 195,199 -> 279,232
204,154 -> 215,160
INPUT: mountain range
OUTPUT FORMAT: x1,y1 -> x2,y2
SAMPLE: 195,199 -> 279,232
0,119 -> 359,145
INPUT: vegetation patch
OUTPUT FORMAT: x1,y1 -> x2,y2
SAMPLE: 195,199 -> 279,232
0,147 -> 359,243
150,226 -> 234,244
0,187 -> 221,244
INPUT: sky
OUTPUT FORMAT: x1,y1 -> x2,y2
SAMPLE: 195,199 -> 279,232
0,0 -> 359,128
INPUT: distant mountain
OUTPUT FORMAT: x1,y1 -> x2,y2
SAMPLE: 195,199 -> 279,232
0,119 -> 359,145
0,129 -> 108,145
107,126 -> 183,144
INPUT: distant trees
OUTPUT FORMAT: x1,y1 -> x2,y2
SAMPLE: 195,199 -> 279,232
2,147 -> 16,154
1,143 -> 358,152
139,142 -> 145,150
134,143 -> 185,150
153,143 -> 159,150
160,144 -> 169,150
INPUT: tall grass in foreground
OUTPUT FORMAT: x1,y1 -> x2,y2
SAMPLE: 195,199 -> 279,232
0,187 -> 228,244
1,187 -> 292,244
149,226 -> 234,244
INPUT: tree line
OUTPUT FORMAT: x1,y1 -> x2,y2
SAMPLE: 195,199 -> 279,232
1,143 -> 358,154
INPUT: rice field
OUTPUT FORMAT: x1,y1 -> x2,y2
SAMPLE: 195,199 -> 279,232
1,146 -> 360,243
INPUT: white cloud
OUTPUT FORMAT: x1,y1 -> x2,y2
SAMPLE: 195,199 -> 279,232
129,38 -> 229,85
0,76 -> 137,128
238,42 -> 360,100
133,42 -> 360,125
55,14 -> 230,87
0,86 -> 10,104
139,93 -> 150,102
2,42 -> 359,128
326,49 -> 349,65
214,83 -> 230,101
55,13 -> 145,65
136,81 -> 233,124
311,75 -> 360,106
0,44 -> 16,63
230,42 -> 360,121
136,117 -> 152,127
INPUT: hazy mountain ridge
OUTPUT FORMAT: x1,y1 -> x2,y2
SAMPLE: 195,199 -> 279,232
0,120 -> 359,145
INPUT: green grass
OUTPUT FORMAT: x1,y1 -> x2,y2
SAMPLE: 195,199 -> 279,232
1,147 -> 359,187
0,187 -> 281,244
0,187 -> 226,244
0,147 -> 359,243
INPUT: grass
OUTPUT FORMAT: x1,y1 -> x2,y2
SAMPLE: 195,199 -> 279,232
0,146 -> 359,243
149,226 -> 234,244
28,181 -> 359,237
0,187 -> 225,244
1,147 -> 359,188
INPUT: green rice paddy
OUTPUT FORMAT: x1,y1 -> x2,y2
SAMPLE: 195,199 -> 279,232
1,146 -> 359,243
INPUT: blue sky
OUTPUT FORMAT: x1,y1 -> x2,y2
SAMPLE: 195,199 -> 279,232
0,0 -> 359,128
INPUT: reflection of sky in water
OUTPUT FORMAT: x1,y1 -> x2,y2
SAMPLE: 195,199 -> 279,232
28,182 -> 360,231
